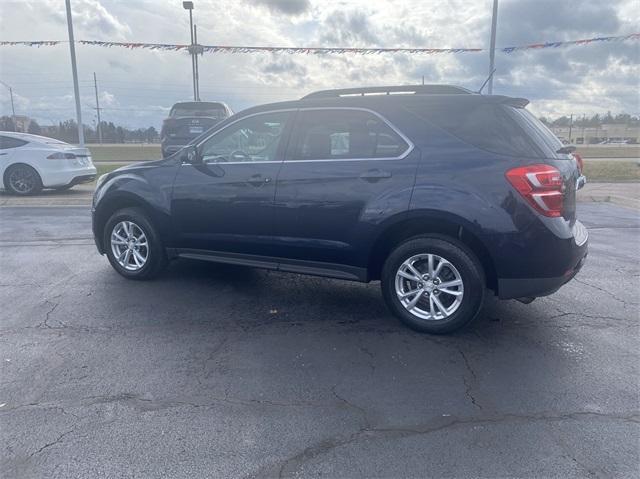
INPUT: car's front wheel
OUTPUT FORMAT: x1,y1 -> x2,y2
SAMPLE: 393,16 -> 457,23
381,236 -> 485,334
103,208 -> 167,280
4,164 -> 42,195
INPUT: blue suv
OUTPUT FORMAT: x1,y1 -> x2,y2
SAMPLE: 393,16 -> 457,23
92,85 -> 588,333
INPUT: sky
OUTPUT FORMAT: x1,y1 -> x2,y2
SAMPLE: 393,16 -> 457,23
0,0 -> 638,130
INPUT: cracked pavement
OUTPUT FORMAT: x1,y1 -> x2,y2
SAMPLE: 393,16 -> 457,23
0,203 -> 638,478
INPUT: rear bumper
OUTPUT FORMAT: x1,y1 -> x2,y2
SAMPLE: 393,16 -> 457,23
497,218 -> 588,300
41,165 -> 97,188
498,250 -> 587,299
69,174 -> 96,186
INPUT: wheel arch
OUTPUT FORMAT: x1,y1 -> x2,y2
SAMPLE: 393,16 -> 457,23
94,192 -> 163,253
368,210 -> 497,291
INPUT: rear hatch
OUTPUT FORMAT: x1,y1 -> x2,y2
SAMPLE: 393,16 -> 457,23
505,104 -> 582,224
161,102 -> 230,142
411,97 -> 582,224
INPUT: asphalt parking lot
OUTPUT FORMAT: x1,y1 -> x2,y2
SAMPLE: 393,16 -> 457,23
0,202 -> 638,478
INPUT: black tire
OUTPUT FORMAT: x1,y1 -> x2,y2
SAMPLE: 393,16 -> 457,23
4,164 -> 43,195
381,236 -> 485,334
103,207 -> 167,280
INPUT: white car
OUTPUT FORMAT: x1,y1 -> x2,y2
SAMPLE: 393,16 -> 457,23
0,131 -> 97,195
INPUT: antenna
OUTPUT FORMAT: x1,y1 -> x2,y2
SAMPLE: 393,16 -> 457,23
478,68 -> 496,94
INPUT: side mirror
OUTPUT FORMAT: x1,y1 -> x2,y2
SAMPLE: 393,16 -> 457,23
182,145 -> 201,165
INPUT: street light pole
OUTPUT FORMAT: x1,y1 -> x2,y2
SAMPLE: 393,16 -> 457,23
65,0 -> 85,145
487,0 -> 499,94
183,1 -> 197,101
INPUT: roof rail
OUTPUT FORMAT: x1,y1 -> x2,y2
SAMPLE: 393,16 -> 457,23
301,85 -> 472,100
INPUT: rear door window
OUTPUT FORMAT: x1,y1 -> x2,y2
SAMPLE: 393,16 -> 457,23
290,109 -> 410,161
419,103 -> 547,159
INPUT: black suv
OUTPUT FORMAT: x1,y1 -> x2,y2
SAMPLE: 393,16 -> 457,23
93,85 -> 588,333
160,101 -> 233,158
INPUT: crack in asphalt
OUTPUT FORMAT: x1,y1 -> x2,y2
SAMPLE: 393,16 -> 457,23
457,349 -> 483,410
38,300 -> 61,329
27,429 -> 76,459
572,278 -> 638,307
331,386 -> 371,430
260,411 -> 640,478
197,335 -> 231,386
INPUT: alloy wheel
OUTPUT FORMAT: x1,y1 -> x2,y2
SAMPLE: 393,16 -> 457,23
110,221 -> 149,271
8,166 -> 37,194
395,253 -> 464,320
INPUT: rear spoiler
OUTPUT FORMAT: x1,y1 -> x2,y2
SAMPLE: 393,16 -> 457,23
501,97 -> 529,108
482,95 -> 529,108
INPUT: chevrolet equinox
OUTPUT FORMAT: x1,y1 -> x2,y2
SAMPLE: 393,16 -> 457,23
92,85 -> 588,333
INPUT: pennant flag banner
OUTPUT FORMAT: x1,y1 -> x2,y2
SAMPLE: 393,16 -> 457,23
0,41 -> 61,47
1,33 -> 638,55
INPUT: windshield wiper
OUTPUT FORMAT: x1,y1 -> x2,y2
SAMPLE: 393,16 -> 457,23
556,145 -> 577,154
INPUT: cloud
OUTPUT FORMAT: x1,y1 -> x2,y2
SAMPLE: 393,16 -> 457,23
0,0 -> 638,129
72,0 -> 131,38
251,0 -> 310,16
320,10 -> 380,46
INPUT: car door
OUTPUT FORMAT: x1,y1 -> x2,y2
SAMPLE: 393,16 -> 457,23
272,107 -> 419,268
171,110 -> 293,255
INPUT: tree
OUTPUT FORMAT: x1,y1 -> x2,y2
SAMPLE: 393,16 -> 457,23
27,120 -> 41,135
0,116 -> 16,131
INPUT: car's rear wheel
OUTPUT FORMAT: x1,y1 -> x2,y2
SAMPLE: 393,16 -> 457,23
381,236 -> 485,334
4,164 -> 42,195
103,208 -> 167,280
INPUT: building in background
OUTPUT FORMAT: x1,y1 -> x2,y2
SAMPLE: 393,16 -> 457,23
550,124 -> 639,144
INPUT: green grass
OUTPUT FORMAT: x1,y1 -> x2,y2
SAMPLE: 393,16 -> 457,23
96,163 -> 123,176
88,144 -> 161,162
576,146 -> 640,158
582,161 -> 640,182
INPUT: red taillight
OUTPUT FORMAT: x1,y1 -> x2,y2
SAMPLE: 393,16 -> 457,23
506,164 -> 565,217
573,153 -> 584,174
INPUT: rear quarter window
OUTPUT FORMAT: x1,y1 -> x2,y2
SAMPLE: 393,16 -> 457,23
418,103 -> 548,159
0,136 -> 28,149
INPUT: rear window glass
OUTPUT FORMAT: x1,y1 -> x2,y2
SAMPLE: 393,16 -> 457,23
418,103 -> 547,159
508,107 -> 564,155
0,136 -> 28,149
170,103 -> 228,119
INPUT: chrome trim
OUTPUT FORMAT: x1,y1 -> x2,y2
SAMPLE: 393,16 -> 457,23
291,107 -> 414,162
182,106 -> 414,167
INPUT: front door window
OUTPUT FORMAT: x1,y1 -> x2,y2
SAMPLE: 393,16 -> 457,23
199,112 -> 290,163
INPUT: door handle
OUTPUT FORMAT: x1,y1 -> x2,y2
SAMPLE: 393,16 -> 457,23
360,169 -> 392,182
247,174 -> 271,187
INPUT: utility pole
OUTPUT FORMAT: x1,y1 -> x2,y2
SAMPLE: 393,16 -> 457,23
194,24 -> 201,101
421,75 -> 425,85
93,72 -> 102,144
487,0 -> 499,94
568,113 -> 573,143
183,2 -> 197,101
65,0 -> 84,145
0,80 -> 17,131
